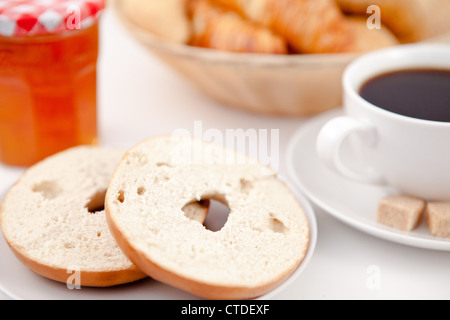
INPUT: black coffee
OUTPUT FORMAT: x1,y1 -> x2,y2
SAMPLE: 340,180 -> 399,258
359,68 -> 450,122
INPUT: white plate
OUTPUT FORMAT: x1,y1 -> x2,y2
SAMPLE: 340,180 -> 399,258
286,109 -> 450,252
0,181 -> 317,300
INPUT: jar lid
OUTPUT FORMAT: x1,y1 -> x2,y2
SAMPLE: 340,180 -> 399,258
0,0 -> 105,37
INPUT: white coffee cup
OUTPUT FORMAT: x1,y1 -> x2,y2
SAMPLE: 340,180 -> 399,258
316,44 -> 450,201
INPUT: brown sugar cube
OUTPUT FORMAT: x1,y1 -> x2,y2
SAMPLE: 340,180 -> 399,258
426,202 -> 450,238
376,195 -> 426,231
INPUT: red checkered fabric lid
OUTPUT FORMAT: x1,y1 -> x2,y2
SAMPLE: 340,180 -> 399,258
0,0 -> 105,37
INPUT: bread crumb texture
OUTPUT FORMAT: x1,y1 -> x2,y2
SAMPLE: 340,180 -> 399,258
0,146 -> 135,272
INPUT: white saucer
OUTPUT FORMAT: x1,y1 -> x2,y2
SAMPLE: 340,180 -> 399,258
0,181 -> 317,300
286,109 -> 450,252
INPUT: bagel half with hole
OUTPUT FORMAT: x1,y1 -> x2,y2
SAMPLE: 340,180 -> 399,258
105,135 -> 310,299
0,146 -> 209,287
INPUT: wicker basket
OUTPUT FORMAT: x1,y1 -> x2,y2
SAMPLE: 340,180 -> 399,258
113,0 -> 450,117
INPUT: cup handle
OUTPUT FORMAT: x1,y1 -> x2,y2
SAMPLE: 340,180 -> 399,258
316,116 -> 385,185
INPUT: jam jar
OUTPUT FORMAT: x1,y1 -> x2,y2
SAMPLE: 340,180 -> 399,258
0,0 -> 105,166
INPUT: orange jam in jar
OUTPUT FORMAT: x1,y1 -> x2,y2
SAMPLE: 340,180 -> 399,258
0,0 -> 105,167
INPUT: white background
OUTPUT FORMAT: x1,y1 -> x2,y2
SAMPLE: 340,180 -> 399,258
0,7 -> 449,300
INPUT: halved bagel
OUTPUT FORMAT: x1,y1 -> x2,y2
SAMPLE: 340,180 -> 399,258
105,136 -> 310,299
0,146 -> 208,287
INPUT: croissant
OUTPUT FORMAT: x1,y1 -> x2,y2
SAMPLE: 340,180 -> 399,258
187,0 -> 288,54
215,0 -> 357,53
122,0 -> 191,43
346,16 -> 399,52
